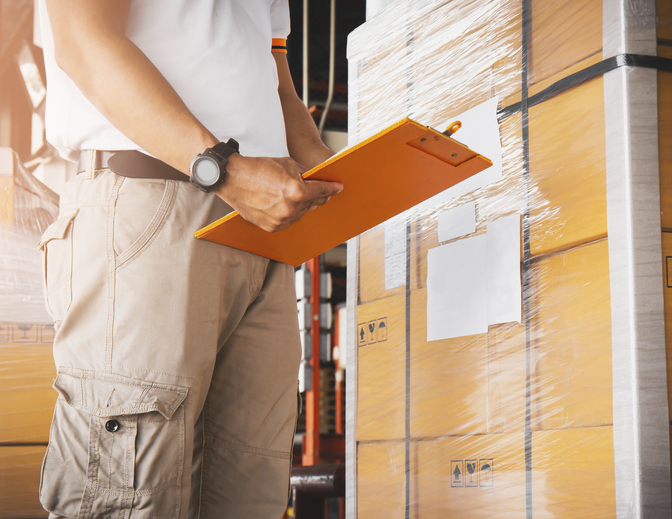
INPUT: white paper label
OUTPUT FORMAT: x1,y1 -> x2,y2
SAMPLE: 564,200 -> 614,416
426,213 -> 521,341
437,202 -> 477,243
486,214 -> 522,325
427,234 -> 489,340
384,214 -> 407,290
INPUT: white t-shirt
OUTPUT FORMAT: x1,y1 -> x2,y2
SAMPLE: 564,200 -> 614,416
37,0 -> 291,162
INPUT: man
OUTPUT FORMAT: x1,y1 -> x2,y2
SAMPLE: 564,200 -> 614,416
36,0 -> 342,517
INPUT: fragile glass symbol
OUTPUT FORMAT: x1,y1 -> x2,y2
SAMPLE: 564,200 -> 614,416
467,462 -> 476,483
17,323 -> 33,340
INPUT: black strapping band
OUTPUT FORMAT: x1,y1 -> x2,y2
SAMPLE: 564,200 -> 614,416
520,0 -> 533,516
404,28 -> 415,519
499,54 -> 672,120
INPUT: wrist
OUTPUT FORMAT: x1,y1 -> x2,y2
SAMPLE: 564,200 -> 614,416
212,152 -> 249,199
189,139 -> 239,193
291,142 -> 334,170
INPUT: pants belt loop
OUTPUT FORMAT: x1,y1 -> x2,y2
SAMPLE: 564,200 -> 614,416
85,150 -> 96,179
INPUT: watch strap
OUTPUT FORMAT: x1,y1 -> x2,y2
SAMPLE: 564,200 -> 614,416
210,139 -> 239,161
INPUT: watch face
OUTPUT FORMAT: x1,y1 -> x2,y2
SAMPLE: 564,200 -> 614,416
193,156 -> 220,186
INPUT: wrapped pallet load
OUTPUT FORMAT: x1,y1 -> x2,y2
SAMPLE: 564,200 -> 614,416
0,148 -> 59,517
345,0 -> 672,517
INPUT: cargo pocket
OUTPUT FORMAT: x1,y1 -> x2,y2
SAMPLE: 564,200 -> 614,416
38,209 -> 79,328
39,369 -> 189,519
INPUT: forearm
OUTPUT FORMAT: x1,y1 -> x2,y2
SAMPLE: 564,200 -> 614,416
47,0 -> 216,173
273,53 -> 333,169
279,91 -> 334,169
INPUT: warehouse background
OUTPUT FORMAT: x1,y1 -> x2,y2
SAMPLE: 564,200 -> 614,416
3,0 -> 672,518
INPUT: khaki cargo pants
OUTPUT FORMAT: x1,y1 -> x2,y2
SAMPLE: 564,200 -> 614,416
38,162 -> 301,518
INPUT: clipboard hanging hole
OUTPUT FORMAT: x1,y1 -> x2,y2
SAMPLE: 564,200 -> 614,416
443,120 -> 462,137
421,138 -> 427,142
452,153 -> 458,157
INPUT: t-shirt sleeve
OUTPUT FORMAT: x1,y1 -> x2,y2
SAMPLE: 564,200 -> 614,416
271,0 -> 290,39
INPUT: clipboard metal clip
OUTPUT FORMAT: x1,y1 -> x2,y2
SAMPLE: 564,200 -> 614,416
406,122 -> 476,167
442,120 -> 462,137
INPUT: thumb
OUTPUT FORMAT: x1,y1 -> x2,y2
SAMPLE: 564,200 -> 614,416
303,179 -> 343,198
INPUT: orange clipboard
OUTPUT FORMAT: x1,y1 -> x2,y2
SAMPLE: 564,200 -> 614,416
194,117 -> 492,267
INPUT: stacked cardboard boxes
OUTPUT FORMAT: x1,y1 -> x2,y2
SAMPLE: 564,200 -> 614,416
347,0 -> 672,517
0,149 -> 58,517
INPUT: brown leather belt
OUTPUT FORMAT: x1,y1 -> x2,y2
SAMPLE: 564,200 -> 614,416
77,150 -> 190,182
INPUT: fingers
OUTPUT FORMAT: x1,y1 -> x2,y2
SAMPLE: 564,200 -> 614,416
223,157 -> 343,233
303,179 -> 343,198
309,195 -> 331,208
285,179 -> 341,209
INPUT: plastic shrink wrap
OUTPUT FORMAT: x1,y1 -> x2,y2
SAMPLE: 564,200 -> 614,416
346,0 -> 672,517
0,148 -> 58,517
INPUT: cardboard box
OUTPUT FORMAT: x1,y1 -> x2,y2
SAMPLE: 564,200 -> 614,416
356,294 -> 407,441
530,240 -> 613,430
528,77 -> 608,257
659,0 -> 672,42
0,445 -> 47,519
409,289 -> 490,437
351,40 -> 415,143
414,433 -> 527,518
662,232 -> 672,413
358,224 -> 421,304
529,0 -> 603,85
0,324 -> 56,443
531,427 -> 616,517
407,0 -> 523,126
348,0 -> 523,145
409,295 -> 527,438
357,441 -> 407,519
487,322 -> 528,434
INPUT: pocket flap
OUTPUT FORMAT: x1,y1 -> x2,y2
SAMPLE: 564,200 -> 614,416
53,368 -> 188,420
38,209 -> 79,250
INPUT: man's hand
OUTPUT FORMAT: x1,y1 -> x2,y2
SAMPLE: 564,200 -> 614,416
216,154 -> 342,233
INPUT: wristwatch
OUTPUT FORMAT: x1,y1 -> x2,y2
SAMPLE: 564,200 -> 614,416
189,139 -> 240,192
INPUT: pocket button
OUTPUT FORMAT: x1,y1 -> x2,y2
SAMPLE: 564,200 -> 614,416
105,419 -> 121,433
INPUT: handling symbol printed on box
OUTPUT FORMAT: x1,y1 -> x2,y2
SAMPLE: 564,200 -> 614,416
450,460 -> 464,487
366,321 -> 377,345
41,324 -> 55,343
359,317 -> 388,346
11,323 -> 39,343
465,460 -> 478,487
376,317 -> 387,342
479,459 -> 493,487
357,323 -> 367,347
